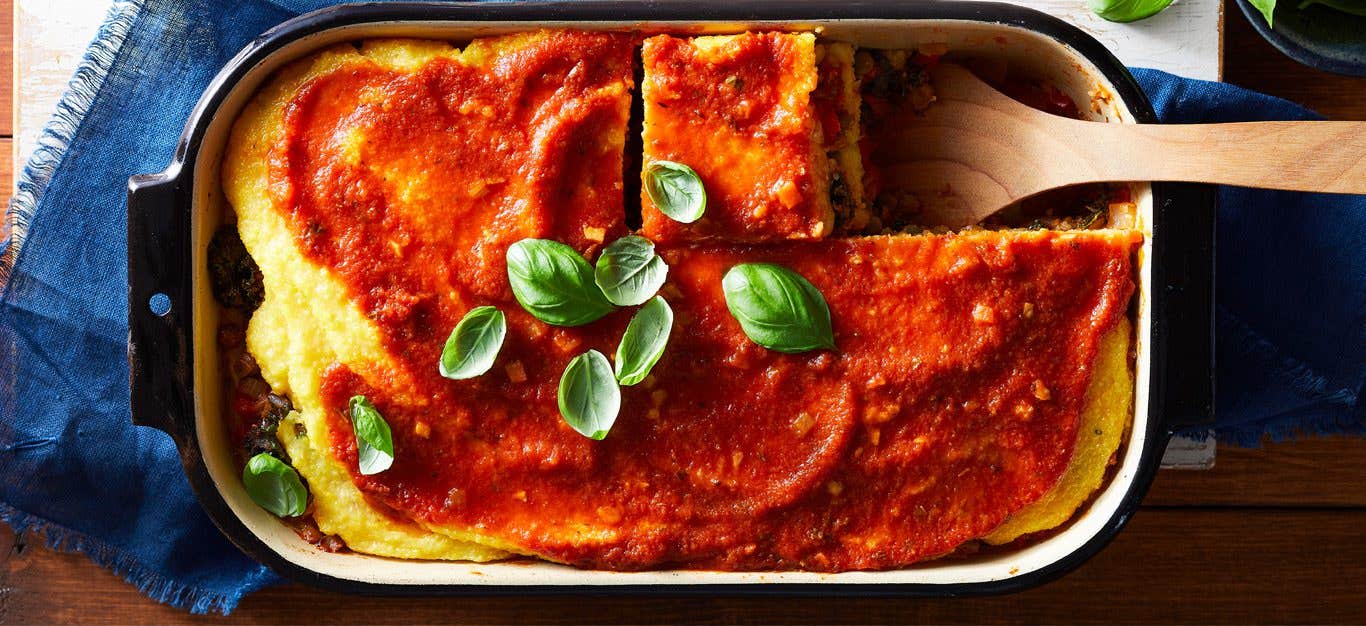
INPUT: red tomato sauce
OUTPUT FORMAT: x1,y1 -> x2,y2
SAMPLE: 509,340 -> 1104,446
268,31 -> 1141,570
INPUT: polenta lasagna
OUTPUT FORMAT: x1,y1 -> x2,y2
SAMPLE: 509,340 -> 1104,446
210,29 -> 1143,571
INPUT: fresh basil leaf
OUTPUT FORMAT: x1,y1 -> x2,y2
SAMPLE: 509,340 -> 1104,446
557,349 -> 621,440
615,296 -> 673,386
439,305 -> 506,379
1248,0 -> 1277,25
594,236 -> 669,306
722,263 -> 836,354
644,161 -> 706,224
1298,0 -> 1366,16
507,239 -> 616,326
1086,0 -> 1176,22
349,395 -> 394,475
242,453 -> 307,517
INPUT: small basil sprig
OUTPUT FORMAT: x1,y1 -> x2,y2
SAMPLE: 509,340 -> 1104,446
615,296 -> 673,386
1087,0 -> 1175,22
644,161 -> 706,224
557,349 -> 620,440
349,395 -> 394,475
507,239 -> 615,326
242,453 -> 307,517
439,305 -> 506,379
595,236 -> 669,306
722,263 -> 836,353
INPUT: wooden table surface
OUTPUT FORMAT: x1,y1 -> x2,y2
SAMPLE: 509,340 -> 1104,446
3,4 -> 1365,624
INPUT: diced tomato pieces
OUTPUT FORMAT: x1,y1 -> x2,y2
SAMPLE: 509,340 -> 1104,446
912,52 -> 942,69
1043,84 -> 1080,119
232,392 -> 258,419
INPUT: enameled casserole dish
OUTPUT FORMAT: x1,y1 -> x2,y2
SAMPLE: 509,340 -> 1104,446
127,0 -> 1214,596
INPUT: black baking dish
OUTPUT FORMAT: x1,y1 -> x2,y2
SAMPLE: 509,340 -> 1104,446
127,0 -> 1214,597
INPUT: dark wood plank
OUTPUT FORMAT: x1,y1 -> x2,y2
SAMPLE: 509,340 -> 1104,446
5,509 -> 1365,624
0,524 -> 14,624
1145,436 -> 1366,507
1223,7 -> 1366,120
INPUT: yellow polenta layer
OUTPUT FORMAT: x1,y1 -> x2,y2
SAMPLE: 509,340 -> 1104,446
222,39 -> 537,561
984,318 -> 1134,545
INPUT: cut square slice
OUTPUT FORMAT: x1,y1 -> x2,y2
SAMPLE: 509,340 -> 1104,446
640,33 -> 862,242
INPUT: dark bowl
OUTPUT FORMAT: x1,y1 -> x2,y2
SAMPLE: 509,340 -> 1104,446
1235,0 -> 1366,77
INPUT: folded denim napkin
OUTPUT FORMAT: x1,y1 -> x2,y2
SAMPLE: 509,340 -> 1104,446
1,0 -> 1361,614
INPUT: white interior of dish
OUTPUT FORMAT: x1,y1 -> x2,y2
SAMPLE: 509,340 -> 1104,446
189,18 -> 1154,586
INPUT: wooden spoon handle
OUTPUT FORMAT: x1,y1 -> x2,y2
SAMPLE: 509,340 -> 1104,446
1074,120 -> 1366,194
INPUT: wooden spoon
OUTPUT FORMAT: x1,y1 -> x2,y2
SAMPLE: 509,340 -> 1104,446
880,63 -> 1366,228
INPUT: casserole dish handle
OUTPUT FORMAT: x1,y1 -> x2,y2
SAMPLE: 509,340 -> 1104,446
127,171 -> 193,441
1153,183 -> 1218,436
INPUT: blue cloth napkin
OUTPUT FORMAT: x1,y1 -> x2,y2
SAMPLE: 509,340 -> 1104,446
1,0 -> 1362,614
1130,68 -> 1366,445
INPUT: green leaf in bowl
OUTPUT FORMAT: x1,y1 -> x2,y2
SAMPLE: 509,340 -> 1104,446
1249,0 -> 1278,26
1297,0 -> 1366,16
